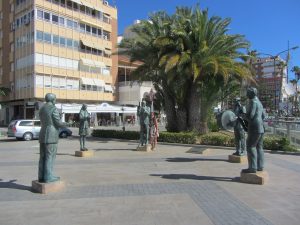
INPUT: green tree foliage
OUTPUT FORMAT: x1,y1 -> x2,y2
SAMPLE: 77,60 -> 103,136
119,5 -> 252,133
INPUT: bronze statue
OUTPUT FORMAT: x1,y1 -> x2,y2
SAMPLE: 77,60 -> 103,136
79,104 -> 90,151
38,93 -> 66,183
232,97 -> 246,156
242,87 -> 265,173
137,100 -> 150,146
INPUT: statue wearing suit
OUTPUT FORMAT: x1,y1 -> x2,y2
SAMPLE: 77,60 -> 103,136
79,104 -> 90,151
38,93 -> 66,183
233,97 -> 246,156
242,87 -> 265,173
137,100 -> 150,146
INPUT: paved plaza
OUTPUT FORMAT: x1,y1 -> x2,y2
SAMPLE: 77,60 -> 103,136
0,134 -> 300,225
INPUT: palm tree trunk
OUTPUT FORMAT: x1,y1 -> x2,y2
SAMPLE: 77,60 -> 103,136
163,91 -> 178,132
187,83 -> 201,132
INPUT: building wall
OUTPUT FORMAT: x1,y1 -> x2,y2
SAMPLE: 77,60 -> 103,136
0,0 -> 118,123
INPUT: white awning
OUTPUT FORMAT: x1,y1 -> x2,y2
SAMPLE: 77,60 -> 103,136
94,60 -> 105,68
81,77 -> 95,85
71,0 -> 81,5
80,58 -> 95,67
93,43 -> 104,51
80,0 -> 94,9
80,18 -> 102,29
80,39 -> 94,49
104,84 -> 113,92
93,79 -> 105,87
104,49 -> 112,55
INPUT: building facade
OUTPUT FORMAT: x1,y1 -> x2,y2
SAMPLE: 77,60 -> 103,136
0,0 -> 118,125
253,57 -> 287,113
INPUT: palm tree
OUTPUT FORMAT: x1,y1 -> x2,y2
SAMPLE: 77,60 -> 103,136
119,6 -> 252,133
156,6 -> 252,133
291,66 -> 300,114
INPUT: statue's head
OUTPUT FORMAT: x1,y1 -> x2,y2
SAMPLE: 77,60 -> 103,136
81,104 -> 87,110
235,97 -> 241,102
45,93 -> 56,104
247,87 -> 257,99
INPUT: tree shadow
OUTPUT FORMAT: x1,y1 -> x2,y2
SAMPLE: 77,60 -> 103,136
94,148 -> 136,151
166,157 -> 227,162
0,138 -> 18,142
0,179 -> 31,191
150,174 -> 240,183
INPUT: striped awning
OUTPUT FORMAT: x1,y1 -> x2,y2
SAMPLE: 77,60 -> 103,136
80,18 -> 102,29
104,84 -> 113,92
93,79 -> 105,87
80,58 -> 95,67
80,0 -> 94,9
70,0 -> 81,5
81,77 -> 95,86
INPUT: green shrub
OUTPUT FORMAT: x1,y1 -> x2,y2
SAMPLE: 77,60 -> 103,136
264,135 -> 298,152
199,132 -> 235,147
92,129 -> 139,140
158,132 -> 197,144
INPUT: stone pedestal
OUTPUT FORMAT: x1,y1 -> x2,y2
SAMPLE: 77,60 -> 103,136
75,150 -> 94,157
240,171 -> 269,185
228,155 -> 247,163
32,180 -> 65,194
136,144 -> 152,152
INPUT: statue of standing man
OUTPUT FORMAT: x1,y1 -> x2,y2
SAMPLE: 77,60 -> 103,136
38,93 -> 66,183
242,87 -> 266,173
232,97 -> 246,156
137,100 -> 150,146
79,104 -> 90,151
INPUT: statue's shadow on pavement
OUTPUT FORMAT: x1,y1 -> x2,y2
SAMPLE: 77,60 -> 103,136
0,179 -> 31,191
166,157 -> 227,162
150,174 -> 239,182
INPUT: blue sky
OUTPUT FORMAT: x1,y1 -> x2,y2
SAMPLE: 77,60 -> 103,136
114,0 -> 300,80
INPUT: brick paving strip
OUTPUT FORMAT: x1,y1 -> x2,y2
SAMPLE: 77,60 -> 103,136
0,180 -> 273,225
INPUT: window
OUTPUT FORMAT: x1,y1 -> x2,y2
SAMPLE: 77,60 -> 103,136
80,23 -> 85,32
44,12 -> 50,21
73,21 -> 78,29
67,19 -> 73,28
59,77 -> 66,89
86,25 -> 91,33
60,37 -> 66,46
67,0 -> 72,8
43,33 -> 51,43
97,28 -> 102,37
37,10 -> 43,20
36,75 -> 44,87
19,121 -> 33,127
52,77 -> 60,88
53,35 -> 59,45
59,17 -> 65,26
92,27 -> 97,36
34,121 -> 41,127
80,5 -> 85,13
67,38 -> 73,48
52,14 -> 59,24
44,76 -> 51,88
73,40 -> 79,49
36,31 -> 43,41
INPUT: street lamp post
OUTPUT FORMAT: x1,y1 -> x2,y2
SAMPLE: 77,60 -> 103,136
259,46 -> 299,114
121,106 -> 125,131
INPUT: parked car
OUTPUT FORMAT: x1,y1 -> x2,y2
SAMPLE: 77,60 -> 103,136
7,119 -> 72,141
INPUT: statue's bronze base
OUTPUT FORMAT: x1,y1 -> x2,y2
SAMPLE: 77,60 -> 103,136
32,180 -> 65,194
136,144 -> 152,152
75,150 -> 94,157
240,171 -> 269,185
228,154 -> 247,163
